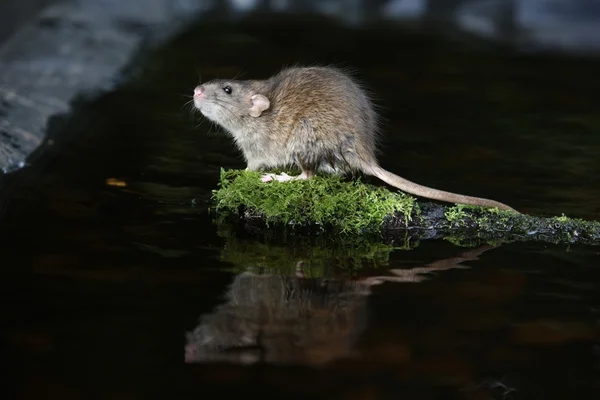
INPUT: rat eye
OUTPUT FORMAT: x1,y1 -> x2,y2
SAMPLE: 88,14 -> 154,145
223,86 -> 232,94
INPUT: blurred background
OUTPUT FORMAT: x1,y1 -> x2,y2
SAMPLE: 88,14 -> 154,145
203,0 -> 600,53
2,0 -> 600,172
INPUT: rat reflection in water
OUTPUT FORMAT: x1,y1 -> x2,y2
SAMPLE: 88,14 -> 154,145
185,245 -> 496,366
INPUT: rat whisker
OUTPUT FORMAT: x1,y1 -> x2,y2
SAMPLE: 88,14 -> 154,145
181,99 -> 195,110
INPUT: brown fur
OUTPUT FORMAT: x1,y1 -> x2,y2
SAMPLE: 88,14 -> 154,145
193,66 -> 517,212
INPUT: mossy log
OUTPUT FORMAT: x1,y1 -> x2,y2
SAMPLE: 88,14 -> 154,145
211,169 -> 600,246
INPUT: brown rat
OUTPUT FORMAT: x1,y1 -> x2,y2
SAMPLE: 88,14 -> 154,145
193,66 -> 517,212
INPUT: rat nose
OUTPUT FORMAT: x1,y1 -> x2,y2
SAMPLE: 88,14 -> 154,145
194,86 -> 204,97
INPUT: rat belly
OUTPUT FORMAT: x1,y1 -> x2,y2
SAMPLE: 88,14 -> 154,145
234,135 -> 294,171
239,141 -> 348,177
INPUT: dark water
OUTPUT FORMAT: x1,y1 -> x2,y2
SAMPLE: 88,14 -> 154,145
1,14 -> 600,399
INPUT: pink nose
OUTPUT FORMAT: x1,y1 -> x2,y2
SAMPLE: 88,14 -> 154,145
194,86 -> 204,97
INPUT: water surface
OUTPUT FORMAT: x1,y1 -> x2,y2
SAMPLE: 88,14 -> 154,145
1,14 -> 599,399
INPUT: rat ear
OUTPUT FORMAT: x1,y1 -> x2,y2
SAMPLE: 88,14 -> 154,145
249,94 -> 270,117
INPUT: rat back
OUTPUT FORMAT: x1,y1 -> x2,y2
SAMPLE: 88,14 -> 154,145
264,66 -> 380,174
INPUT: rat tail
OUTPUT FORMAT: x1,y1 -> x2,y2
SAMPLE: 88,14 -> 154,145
362,164 -> 517,212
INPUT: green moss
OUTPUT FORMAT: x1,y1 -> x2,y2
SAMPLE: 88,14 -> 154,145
212,168 -> 417,235
554,214 -> 570,223
210,169 -> 600,247
444,204 -> 469,224
440,206 -> 600,245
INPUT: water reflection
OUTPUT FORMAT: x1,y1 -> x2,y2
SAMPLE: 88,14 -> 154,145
186,273 -> 369,365
186,243 -> 497,366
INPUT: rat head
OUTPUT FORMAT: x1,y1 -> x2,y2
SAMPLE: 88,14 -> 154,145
193,79 -> 270,132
